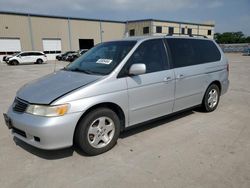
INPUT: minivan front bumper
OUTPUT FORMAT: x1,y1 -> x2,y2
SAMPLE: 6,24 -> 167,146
5,107 -> 82,150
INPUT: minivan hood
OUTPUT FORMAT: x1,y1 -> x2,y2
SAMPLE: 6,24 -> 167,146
17,70 -> 102,104
6,55 -> 14,60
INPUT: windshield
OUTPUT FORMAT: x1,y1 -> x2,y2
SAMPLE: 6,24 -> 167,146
13,52 -> 21,56
65,41 -> 136,75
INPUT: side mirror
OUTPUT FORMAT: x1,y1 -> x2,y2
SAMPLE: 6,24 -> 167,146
129,64 -> 146,76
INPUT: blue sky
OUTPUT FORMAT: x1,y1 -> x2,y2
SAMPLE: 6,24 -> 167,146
0,0 -> 249,35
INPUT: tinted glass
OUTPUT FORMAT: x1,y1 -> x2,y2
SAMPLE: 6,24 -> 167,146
188,28 -> 192,35
130,29 -> 135,36
143,27 -> 149,34
166,39 -> 221,68
169,27 -> 174,35
122,39 -> 168,74
63,51 -> 74,55
29,52 -> 40,56
20,53 -> 28,56
208,30 -> 212,35
26,53 -> 34,56
11,52 -> 20,56
34,52 -> 43,56
156,26 -> 162,33
65,41 -> 136,75
181,28 -> 185,34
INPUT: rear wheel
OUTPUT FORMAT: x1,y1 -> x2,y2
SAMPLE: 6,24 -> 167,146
74,108 -> 120,155
201,84 -> 220,112
36,59 -> 43,64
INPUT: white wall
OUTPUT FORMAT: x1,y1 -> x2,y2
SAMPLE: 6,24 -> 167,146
0,38 -> 21,62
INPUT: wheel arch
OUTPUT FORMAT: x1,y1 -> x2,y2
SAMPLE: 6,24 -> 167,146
73,102 -> 126,142
208,80 -> 221,94
202,80 -> 222,104
201,80 -> 221,112
36,58 -> 43,63
9,59 -> 19,64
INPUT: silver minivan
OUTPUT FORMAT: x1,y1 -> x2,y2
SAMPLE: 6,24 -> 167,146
4,36 -> 229,155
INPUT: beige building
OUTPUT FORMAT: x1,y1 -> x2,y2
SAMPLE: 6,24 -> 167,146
126,19 -> 214,39
0,11 -> 215,61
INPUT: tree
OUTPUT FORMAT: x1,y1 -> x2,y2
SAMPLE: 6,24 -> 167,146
246,36 -> 250,43
214,31 -> 250,44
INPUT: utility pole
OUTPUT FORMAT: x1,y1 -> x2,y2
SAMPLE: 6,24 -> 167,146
99,20 -> 103,43
28,14 -> 34,50
67,18 -> 72,50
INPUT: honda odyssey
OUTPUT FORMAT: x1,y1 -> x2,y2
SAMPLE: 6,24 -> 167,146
3,36 -> 229,155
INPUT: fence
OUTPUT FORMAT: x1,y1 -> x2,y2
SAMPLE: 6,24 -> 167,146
219,43 -> 250,53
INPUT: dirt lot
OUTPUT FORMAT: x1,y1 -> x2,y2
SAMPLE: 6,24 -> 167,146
0,54 -> 250,188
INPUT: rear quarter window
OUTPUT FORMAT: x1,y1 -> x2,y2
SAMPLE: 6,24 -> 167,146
166,38 -> 221,68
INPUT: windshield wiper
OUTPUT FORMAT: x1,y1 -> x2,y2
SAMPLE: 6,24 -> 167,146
62,67 -> 104,75
82,69 -> 105,75
76,69 -> 93,74
69,68 -> 95,75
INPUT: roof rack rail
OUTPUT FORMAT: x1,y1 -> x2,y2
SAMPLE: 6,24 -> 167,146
194,34 -> 208,38
166,33 -> 207,38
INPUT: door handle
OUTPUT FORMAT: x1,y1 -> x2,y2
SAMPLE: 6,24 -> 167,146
163,76 -> 172,82
176,74 -> 184,79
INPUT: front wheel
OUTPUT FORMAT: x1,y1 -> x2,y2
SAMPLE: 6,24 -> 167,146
201,84 -> 220,112
74,108 -> 121,155
11,60 -> 19,65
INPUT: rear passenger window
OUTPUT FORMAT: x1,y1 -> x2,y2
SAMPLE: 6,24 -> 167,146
195,40 -> 221,63
125,39 -> 168,74
166,39 -> 221,68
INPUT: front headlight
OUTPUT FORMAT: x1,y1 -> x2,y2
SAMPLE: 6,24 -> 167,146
26,104 -> 69,117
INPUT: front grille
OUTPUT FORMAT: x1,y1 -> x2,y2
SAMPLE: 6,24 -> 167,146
12,127 -> 27,138
13,98 -> 29,113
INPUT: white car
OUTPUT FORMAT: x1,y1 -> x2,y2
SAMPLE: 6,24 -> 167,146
6,51 -> 47,65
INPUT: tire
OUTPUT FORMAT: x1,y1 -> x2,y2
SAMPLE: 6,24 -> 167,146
11,60 -> 19,65
36,59 -> 43,64
74,108 -> 121,156
201,84 -> 220,112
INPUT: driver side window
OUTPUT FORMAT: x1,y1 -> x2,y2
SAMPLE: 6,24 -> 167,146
119,39 -> 168,77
